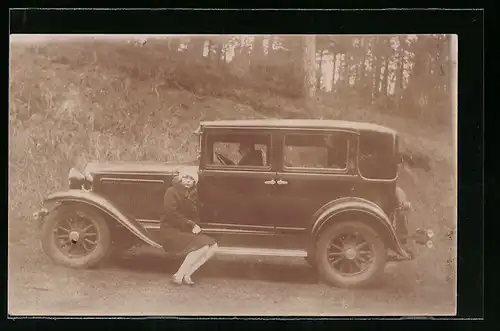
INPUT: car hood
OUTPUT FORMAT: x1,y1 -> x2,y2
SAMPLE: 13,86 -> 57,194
83,161 -> 199,176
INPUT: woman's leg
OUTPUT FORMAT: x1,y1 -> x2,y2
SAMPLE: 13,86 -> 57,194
184,243 -> 218,280
172,245 -> 209,282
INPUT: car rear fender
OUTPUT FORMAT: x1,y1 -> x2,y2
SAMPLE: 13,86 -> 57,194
311,196 -> 410,258
43,190 -> 162,249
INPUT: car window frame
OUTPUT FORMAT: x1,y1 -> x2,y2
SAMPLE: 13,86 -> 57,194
202,129 -> 273,172
356,132 -> 399,182
281,130 -> 352,175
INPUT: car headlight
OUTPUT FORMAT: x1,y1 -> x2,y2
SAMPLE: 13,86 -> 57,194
68,167 -> 85,181
68,168 -> 92,189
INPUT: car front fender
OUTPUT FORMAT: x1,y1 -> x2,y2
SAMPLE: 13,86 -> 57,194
42,190 -> 162,249
311,196 -> 411,259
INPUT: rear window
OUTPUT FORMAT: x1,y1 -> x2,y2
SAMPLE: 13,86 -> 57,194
358,132 -> 398,179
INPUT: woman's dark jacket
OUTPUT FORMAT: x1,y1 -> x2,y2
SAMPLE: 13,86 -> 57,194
160,184 -> 215,255
161,185 -> 198,232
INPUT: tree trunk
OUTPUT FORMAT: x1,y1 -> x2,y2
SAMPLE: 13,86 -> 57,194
405,38 -> 428,116
231,38 -> 245,63
303,35 -> 316,98
377,61 -> 383,94
188,37 -> 205,59
344,54 -> 351,87
338,55 -> 344,85
370,37 -> 380,102
289,38 -> 304,96
358,38 -> 367,87
395,36 -> 406,110
331,53 -> 337,90
206,40 -> 214,61
381,56 -> 390,97
251,36 -> 265,69
317,50 -> 324,90
168,38 -> 181,53
371,59 -> 380,102
215,43 -> 224,66
359,37 -> 370,103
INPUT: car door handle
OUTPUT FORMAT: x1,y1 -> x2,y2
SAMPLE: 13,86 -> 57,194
277,180 -> 288,185
264,179 -> 276,185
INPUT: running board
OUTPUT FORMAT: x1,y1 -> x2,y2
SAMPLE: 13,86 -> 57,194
215,247 -> 307,258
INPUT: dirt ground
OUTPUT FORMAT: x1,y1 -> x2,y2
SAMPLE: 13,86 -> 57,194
8,240 -> 455,317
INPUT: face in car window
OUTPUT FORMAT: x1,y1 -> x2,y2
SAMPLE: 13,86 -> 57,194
208,134 -> 270,168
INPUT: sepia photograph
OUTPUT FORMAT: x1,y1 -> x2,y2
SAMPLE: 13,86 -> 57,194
9,33 -> 457,316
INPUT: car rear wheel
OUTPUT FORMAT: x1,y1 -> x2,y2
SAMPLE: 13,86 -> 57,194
315,220 -> 387,288
41,204 -> 112,269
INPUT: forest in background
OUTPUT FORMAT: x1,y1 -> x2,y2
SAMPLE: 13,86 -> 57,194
11,34 -> 454,128
130,34 -> 454,126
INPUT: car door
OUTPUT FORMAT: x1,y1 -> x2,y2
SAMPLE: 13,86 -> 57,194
197,129 -> 278,230
270,130 -> 359,231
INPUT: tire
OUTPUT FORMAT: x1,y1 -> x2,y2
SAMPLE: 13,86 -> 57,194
40,204 -> 112,269
315,220 -> 387,288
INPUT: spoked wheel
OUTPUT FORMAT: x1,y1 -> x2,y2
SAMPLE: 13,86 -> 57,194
41,204 -> 112,269
315,221 -> 387,288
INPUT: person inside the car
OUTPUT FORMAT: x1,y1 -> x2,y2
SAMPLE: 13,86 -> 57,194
324,134 -> 347,169
238,141 -> 264,166
161,169 -> 218,286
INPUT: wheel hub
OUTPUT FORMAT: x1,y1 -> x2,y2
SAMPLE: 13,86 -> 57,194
344,247 -> 357,260
69,231 -> 80,243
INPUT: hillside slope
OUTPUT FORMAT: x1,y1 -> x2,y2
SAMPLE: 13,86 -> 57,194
9,40 -> 456,292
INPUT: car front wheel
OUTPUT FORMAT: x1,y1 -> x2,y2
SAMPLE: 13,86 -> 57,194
315,220 -> 387,288
40,204 -> 112,269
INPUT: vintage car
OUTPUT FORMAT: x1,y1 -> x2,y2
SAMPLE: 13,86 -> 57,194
33,119 -> 434,288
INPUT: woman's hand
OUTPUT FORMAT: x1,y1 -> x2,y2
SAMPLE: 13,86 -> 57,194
192,224 -> 201,234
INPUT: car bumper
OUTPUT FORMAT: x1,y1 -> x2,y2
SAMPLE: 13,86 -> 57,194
32,207 -> 49,227
410,228 -> 435,248
397,203 -> 435,248
392,203 -> 435,260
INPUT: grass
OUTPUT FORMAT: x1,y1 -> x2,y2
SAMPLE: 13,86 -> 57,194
8,39 -> 456,299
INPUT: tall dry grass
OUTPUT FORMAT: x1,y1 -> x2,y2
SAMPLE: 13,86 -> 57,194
9,41 -> 265,241
9,40 -> 456,290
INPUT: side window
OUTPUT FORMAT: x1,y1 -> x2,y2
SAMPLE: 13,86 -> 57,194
283,132 -> 349,171
358,133 -> 397,179
205,132 -> 271,169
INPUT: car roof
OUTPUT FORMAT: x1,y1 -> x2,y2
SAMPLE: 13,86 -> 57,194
199,119 -> 397,136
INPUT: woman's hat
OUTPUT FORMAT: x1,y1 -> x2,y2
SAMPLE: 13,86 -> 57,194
176,168 -> 199,184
